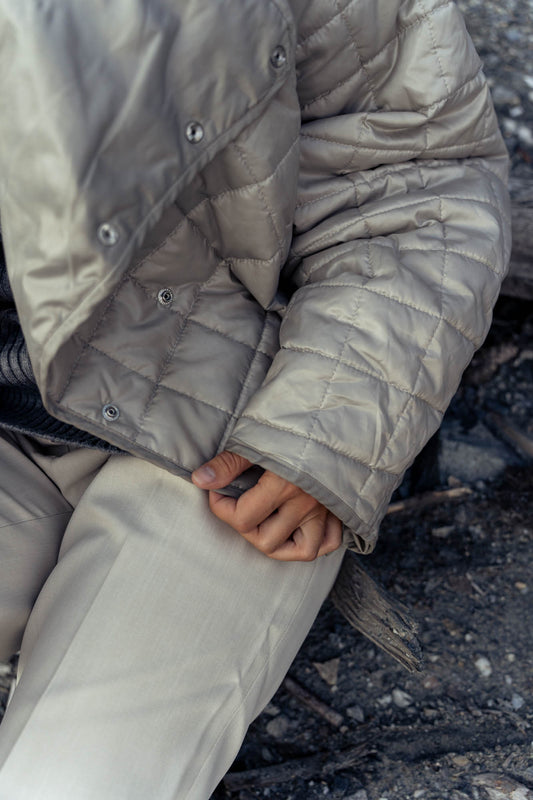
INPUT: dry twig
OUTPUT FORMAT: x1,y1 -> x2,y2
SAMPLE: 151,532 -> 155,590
283,676 -> 344,728
386,486 -> 472,515
223,743 -> 372,791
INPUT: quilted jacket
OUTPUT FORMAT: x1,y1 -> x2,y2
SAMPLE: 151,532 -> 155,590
0,0 -> 511,553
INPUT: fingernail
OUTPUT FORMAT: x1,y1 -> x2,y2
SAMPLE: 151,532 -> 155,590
192,465 -> 216,485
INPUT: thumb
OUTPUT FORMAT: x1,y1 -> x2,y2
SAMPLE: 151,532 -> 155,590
191,450 -> 252,490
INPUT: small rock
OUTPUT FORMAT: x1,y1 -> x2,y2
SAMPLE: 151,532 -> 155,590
511,693 -> 525,710
452,755 -> 470,767
345,792 -> 368,800
475,656 -> 492,678
506,652 -> 516,663
505,28 -> 523,43
517,126 -> 533,147
0,663 -> 13,677
491,85 -> 521,106
422,675 -> 440,690
265,715 -> 290,738
392,688 -> 413,708
347,705 -> 365,723
263,702 -> 280,716
472,773 -> 533,800
414,791 -> 426,799
313,658 -> 340,687
431,525 -> 455,539
439,423 -> 517,484
503,118 -> 518,135
376,694 -> 392,707
515,581 -> 528,593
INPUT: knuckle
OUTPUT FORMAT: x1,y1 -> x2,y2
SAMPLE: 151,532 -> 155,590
234,518 -> 252,535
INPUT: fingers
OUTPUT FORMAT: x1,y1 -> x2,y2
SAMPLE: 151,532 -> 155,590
208,470 -> 298,534
191,450 -> 252,490
192,453 -> 343,563
267,511 -> 343,562
209,481 -> 343,562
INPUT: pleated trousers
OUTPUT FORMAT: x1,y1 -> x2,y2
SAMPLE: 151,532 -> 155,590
0,430 -> 344,799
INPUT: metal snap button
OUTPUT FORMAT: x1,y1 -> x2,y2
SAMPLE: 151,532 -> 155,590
102,403 -> 120,421
97,223 -> 120,246
157,288 -> 174,306
185,121 -> 204,143
270,45 -> 287,68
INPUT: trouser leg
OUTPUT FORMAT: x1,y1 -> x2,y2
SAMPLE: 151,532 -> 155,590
0,431 -> 72,661
0,452 -> 344,800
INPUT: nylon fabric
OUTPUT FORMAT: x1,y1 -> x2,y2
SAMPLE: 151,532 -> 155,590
0,0 -> 511,551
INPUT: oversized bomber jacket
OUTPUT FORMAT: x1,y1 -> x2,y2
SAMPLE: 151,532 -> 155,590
0,0 -> 511,553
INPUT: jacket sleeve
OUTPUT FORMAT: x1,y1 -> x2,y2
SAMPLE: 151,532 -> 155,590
226,0 -> 512,553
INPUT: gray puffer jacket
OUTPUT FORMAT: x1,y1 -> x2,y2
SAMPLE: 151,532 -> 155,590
0,0 -> 511,553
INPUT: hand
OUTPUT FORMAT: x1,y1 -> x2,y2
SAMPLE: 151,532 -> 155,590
191,451 -> 343,561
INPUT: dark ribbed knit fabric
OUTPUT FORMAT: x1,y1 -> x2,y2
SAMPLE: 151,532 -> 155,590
0,236 -> 119,451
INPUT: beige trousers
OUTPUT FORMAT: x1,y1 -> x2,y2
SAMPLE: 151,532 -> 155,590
0,430 -> 344,800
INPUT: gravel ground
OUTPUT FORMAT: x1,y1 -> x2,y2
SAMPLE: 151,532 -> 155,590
456,0 -> 533,178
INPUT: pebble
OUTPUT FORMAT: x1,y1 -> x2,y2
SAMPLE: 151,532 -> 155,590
0,663 -> 13,677
517,126 -> 533,147
376,693 -> 392,707
313,658 -> 340,687
505,27 -> 522,42
452,755 -> 470,767
346,705 -> 365,722
344,792 -> 368,800
265,715 -> 290,738
511,693 -> 525,710
431,525 -> 455,539
422,675 -> 440,690
475,656 -> 493,678
473,773 -> 533,800
491,85 -> 521,105
392,688 -> 413,708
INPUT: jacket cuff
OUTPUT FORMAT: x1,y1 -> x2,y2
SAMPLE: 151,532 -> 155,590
226,422 -> 401,554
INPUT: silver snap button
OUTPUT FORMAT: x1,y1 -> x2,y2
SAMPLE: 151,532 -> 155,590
157,288 -> 174,306
102,403 -> 120,422
185,121 -> 204,143
270,45 -> 287,68
97,222 -> 120,247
